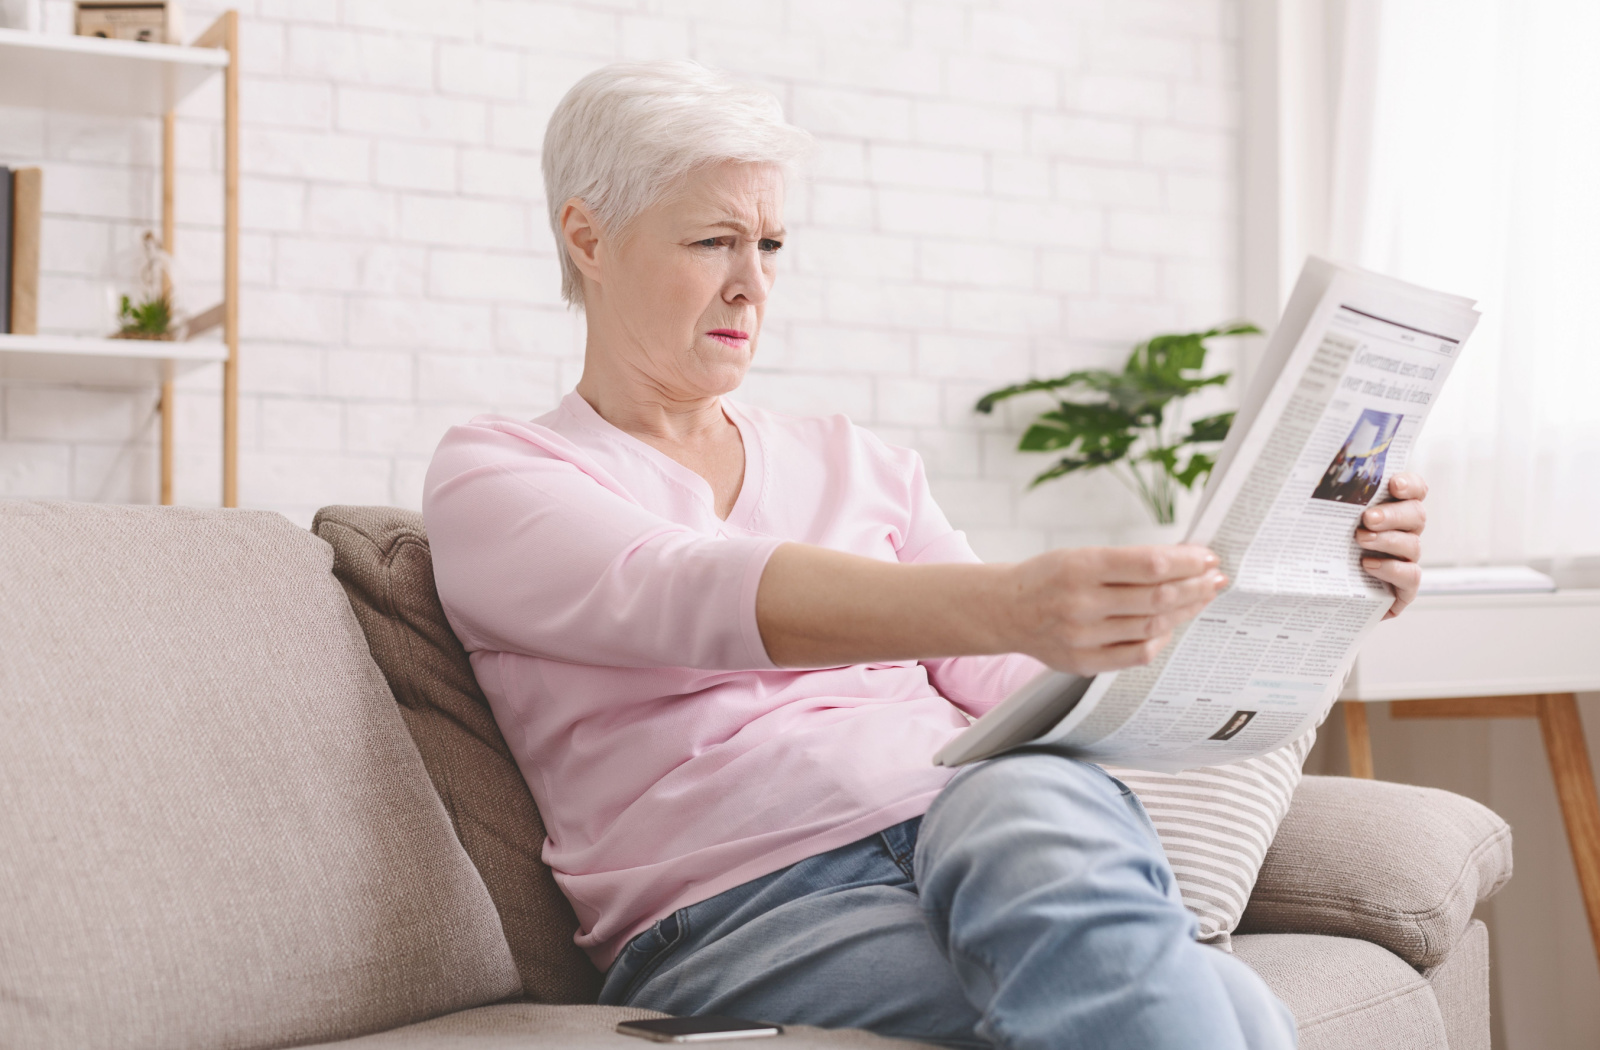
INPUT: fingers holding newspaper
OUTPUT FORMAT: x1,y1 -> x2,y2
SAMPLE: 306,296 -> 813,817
1356,471 -> 1429,619
1006,545 -> 1228,674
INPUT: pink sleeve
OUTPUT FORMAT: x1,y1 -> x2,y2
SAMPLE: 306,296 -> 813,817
892,448 -> 1046,716
423,420 -> 781,670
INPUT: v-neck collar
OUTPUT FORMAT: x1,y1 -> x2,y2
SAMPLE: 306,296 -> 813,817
560,391 -> 765,530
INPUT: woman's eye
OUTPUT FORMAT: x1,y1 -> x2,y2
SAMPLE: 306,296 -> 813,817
695,238 -> 721,248
758,238 -> 783,253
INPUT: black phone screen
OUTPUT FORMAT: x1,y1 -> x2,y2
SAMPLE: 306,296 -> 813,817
616,1015 -> 783,1042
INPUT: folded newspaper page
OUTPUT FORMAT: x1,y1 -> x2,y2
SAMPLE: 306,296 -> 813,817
936,258 -> 1480,772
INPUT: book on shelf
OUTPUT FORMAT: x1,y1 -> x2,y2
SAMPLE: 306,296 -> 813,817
1,166 -> 10,334
7,165 -> 40,335
935,257 -> 1481,773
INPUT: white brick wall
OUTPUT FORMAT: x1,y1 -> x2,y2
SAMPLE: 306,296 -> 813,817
0,0 -> 1242,555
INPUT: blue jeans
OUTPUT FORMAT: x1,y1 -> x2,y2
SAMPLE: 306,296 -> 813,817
600,751 -> 1297,1050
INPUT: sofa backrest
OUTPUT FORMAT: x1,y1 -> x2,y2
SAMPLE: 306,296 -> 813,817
311,504 -> 603,1004
0,502 -> 521,1050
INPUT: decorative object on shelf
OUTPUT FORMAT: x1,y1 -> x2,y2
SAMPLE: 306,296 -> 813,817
114,291 -> 174,341
3,164 -> 40,334
0,0 -> 41,32
111,230 -> 177,340
976,322 -> 1260,525
74,1 -> 182,44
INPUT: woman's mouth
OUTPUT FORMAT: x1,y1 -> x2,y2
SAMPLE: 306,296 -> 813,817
706,329 -> 750,347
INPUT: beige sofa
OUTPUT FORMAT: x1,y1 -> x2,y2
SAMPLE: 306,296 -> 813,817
0,502 -> 1513,1050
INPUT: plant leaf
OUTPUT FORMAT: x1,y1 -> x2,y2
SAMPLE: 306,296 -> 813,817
1202,321 -> 1263,339
1185,411 -> 1235,443
1142,445 -> 1180,473
986,320 -> 1260,509
1017,420 -> 1076,451
1018,403 -> 1139,457
1174,452 -> 1217,490
974,371 -> 1099,413
1029,455 -> 1103,487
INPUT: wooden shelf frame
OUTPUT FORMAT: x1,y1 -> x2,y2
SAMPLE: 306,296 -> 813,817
0,13 -> 239,507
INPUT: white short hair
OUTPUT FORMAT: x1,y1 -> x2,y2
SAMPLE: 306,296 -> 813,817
542,61 -> 813,308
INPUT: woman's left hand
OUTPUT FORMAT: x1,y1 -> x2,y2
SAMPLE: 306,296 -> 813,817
1357,472 -> 1428,619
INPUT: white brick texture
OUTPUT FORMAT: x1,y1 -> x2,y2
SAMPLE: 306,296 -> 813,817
1,0 -> 1241,551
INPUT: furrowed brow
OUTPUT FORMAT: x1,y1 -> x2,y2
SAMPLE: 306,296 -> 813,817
705,218 -> 786,239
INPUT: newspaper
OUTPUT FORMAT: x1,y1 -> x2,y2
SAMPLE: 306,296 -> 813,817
936,258 -> 1480,772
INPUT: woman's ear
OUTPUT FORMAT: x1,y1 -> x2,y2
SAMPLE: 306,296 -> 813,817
560,197 -> 605,289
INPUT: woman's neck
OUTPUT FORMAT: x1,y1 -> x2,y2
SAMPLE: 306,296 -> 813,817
575,355 -> 747,520
574,369 -> 727,446
573,312 -> 736,443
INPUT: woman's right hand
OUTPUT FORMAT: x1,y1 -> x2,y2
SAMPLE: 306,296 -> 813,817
1001,545 -> 1227,675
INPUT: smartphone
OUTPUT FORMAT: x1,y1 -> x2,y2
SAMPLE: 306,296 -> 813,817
615,1016 -> 784,1043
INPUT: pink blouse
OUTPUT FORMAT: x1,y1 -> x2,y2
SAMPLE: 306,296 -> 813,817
423,392 -> 1042,967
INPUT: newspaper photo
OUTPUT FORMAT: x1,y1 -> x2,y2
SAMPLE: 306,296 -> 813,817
936,258 -> 1481,772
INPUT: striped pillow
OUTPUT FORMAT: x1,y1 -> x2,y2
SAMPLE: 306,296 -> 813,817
1102,730 -> 1316,950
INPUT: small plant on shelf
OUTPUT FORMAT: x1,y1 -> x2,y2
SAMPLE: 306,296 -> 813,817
110,230 -> 178,341
975,321 -> 1261,526
114,290 -> 175,340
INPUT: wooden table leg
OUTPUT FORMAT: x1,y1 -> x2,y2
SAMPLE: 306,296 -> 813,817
1342,701 -> 1374,779
1535,693 -> 1600,966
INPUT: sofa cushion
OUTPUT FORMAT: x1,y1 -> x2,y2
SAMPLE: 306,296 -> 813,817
1105,730 -> 1316,949
0,502 -> 521,1050
312,505 -> 601,1004
1238,775 -> 1512,968
296,1004 -> 937,1049
1232,933 -> 1449,1050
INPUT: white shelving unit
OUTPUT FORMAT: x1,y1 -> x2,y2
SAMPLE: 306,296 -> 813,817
0,15 -> 240,506
0,27 -> 227,114
0,334 -> 226,385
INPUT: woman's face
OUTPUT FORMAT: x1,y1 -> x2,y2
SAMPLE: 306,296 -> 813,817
586,160 -> 786,400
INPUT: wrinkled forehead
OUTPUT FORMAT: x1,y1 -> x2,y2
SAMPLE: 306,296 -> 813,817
655,160 -> 788,233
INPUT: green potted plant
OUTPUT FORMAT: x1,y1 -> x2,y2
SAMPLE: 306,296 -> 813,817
110,230 -> 178,341
976,322 -> 1260,527
113,290 -> 176,341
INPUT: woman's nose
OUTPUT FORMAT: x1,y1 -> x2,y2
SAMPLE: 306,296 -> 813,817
725,245 -> 771,304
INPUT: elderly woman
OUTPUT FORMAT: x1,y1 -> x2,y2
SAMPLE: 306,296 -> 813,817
424,62 -> 1429,1050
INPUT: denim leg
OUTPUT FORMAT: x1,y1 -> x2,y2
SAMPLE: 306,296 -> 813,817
1201,949 -> 1299,1050
915,752 -> 1297,1050
604,819 -> 988,1048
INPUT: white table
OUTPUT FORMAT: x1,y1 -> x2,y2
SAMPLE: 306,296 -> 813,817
1339,589 -> 1600,964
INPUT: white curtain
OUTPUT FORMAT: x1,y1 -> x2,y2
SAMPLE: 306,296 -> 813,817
1327,0 -> 1600,563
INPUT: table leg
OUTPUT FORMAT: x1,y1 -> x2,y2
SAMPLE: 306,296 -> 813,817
1535,693 -> 1600,965
1342,701 -> 1374,779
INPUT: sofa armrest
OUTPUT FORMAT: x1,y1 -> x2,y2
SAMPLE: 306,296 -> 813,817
1238,775 -> 1512,969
